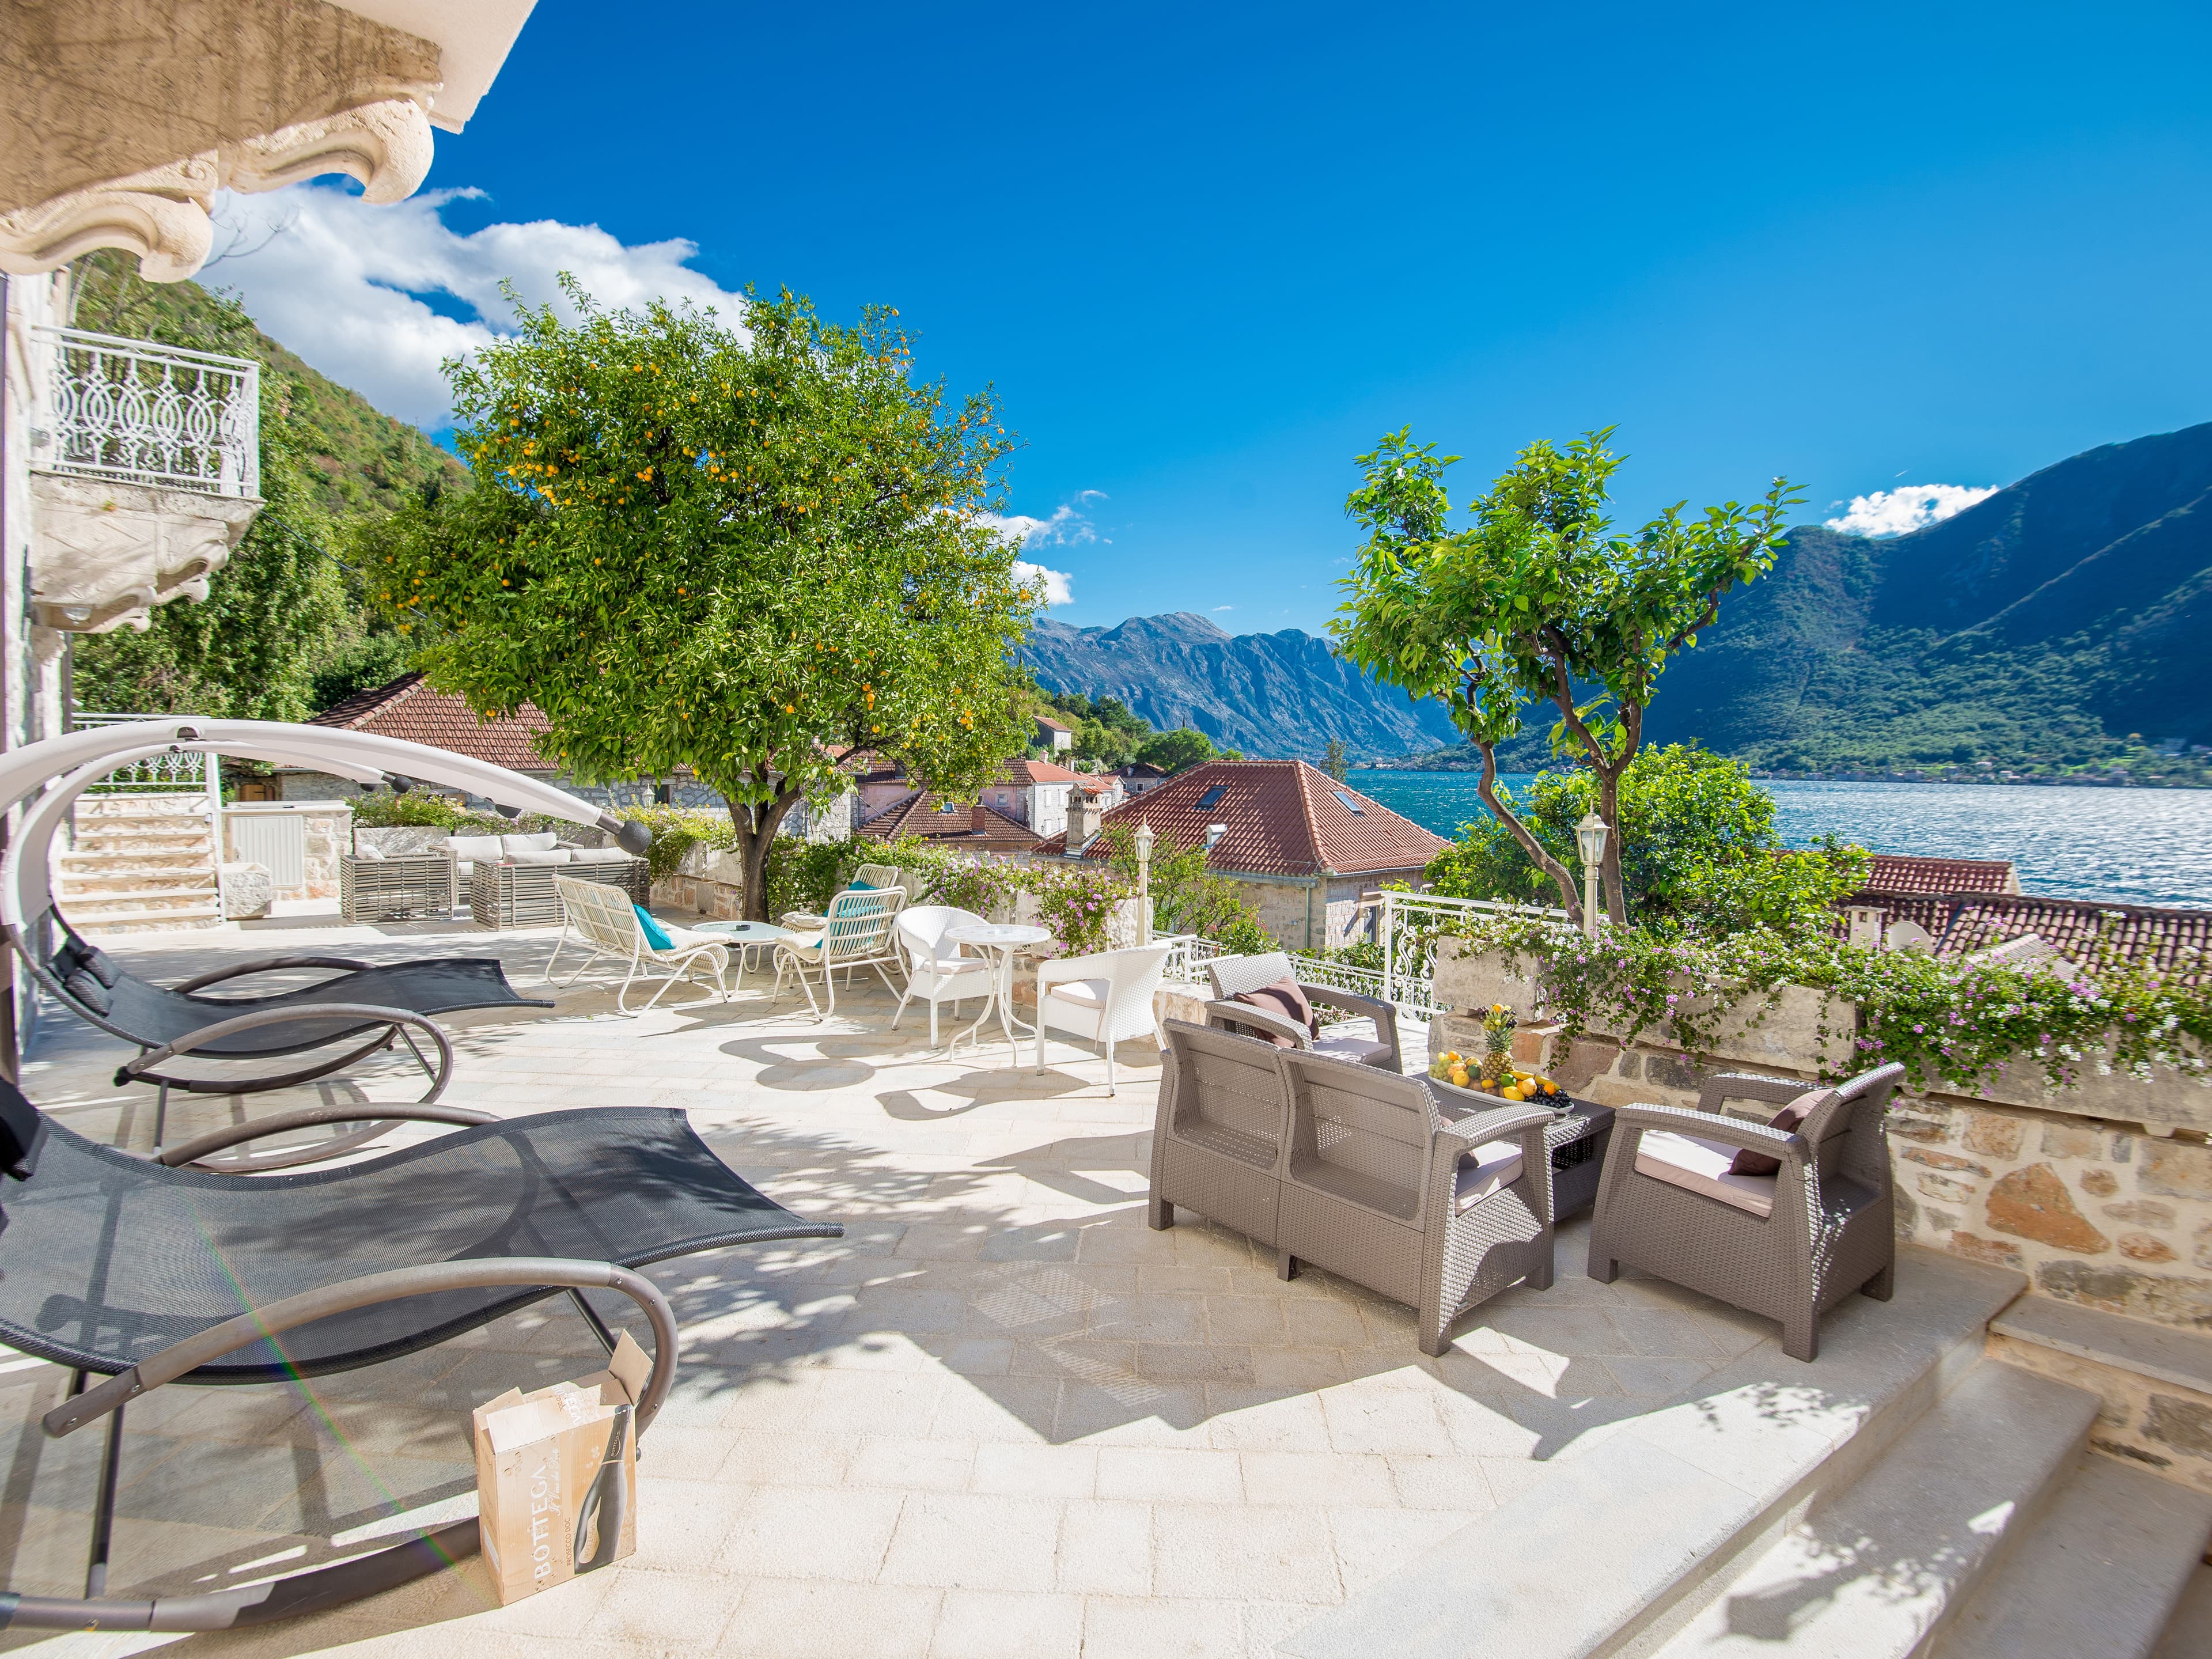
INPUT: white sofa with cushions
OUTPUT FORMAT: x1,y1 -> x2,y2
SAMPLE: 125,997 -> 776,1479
438,832 -> 642,911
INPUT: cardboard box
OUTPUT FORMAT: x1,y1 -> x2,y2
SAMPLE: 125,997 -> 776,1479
473,1331 -> 650,1604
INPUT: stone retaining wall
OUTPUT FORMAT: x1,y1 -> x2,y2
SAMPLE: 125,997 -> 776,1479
1431,939 -> 2212,1332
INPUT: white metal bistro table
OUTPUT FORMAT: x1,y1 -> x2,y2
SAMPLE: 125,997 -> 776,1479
690,919 -> 798,990
941,921 -> 1053,1062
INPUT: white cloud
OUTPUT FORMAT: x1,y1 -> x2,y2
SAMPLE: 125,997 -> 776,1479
1825,484 -> 1998,538
201,184 -> 750,427
1013,560 -> 1074,605
1212,604 -> 1234,611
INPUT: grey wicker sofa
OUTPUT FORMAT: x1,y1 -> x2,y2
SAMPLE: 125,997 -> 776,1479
1202,949 -> 1403,1071
1147,1019 -> 1555,1355
1586,1063 -> 1904,1362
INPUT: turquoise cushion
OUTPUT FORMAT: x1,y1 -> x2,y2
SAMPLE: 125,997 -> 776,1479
634,906 -> 675,950
849,880 -> 876,891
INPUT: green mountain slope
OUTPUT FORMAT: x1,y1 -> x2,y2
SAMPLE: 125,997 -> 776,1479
1389,422 -> 2212,779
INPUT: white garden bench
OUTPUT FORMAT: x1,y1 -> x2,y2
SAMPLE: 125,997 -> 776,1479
548,876 -> 730,1014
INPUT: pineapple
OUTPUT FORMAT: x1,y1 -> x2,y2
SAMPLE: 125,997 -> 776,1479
1480,1002 -> 1516,1088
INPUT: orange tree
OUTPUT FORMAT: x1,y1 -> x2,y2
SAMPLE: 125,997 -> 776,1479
365,285 -> 1039,917
1332,428 -> 1797,925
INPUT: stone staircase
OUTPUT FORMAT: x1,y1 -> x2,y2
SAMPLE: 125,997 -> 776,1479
56,793 -> 224,935
1281,1248 -> 2212,1659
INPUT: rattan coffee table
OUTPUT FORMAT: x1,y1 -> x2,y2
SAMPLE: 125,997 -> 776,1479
1542,1100 -> 1616,1221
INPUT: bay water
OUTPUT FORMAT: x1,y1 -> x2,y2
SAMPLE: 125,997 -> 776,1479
1352,773 -> 2212,909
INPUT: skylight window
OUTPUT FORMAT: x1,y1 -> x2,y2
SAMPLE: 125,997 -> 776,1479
1331,790 -> 1365,815
1195,785 -> 1229,811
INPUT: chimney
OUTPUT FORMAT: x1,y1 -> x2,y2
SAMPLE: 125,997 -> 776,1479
971,804 -> 988,835
1069,794 -> 1104,850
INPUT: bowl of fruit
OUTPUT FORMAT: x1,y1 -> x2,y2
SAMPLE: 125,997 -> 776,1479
1428,1050 -> 1567,1107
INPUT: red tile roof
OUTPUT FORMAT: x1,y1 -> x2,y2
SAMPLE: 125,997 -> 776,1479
1035,715 -> 1073,732
859,790 -> 1043,851
308,673 -> 559,773
1838,892 -> 2211,983
1861,854 -> 2019,895
1001,758 -> 1084,785
1035,759 -> 1447,876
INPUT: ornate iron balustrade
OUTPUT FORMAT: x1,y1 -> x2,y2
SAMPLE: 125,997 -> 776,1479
30,327 -> 259,499
69,714 -> 213,794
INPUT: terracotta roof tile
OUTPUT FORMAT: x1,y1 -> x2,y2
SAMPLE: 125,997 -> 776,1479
1862,854 -> 2019,895
1035,759 -> 1446,876
1000,758 -> 1085,785
1838,890 -> 2211,983
308,673 -> 558,772
859,790 -> 1042,851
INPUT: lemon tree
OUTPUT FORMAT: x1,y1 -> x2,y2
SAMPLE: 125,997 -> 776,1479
366,284 -> 1040,917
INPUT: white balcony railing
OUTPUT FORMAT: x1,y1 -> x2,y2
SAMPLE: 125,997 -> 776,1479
29,327 -> 259,499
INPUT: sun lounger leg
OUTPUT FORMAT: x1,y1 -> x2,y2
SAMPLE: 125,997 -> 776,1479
85,1395 -> 123,1597
567,1287 -> 619,1355
152,1078 -> 168,1153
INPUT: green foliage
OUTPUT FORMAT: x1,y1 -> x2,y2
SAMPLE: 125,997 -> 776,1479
1424,744 -> 1869,937
1096,823 -> 1273,950
62,252 -> 443,721
1041,691 -> 1152,767
1332,426 -> 1798,923
377,285 -> 1040,917
307,632 -> 418,713
1323,738 -> 1348,781
347,790 -> 563,839
1136,726 -> 1232,773
1449,910 -> 2212,1096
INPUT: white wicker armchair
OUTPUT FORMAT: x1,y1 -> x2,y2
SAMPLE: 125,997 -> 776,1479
1034,941 -> 1174,1094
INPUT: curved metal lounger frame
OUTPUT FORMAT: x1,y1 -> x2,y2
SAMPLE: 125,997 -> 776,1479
9,1258 -> 676,1634
1,721 -> 649,1166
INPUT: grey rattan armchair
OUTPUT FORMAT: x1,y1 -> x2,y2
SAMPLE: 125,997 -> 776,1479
1147,1020 -> 1555,1355
1203,949 -> 1402,1071
1586,1063 -> 1904,1362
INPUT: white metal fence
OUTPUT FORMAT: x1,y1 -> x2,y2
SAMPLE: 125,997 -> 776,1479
69,713 -> 213,794
31,327 -> 260,499
1378,889 -> 1569,1020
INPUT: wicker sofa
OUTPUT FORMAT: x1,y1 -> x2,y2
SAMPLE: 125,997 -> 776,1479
1147,1019 -> 1555,1355
1586,1064 -> 1903,1362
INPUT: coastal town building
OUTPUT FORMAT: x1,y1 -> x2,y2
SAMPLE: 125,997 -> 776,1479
1037,757 -> 1449,949
1032,712 -> 1073,752
1115,760 -> 1168,796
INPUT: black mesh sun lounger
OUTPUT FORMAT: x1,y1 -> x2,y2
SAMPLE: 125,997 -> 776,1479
36,908 -> 555,1166
0,1084 -> 840,1633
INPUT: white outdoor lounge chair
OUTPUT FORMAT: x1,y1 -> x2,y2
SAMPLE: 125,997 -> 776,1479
1035,941 -> 1175,1094
772,887 -> 907,1020
779,862 -> 908,931
889,905 -> 994,1047
548,876 -> 730,1014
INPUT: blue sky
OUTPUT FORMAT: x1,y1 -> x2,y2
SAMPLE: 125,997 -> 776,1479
219,1 -> 2212,635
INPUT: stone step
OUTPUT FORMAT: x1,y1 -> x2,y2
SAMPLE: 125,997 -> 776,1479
1930,1453 -> 2212,1659
59,859 -> 215,877
67,907 -> 224,935
1278,1247 -> 2029,1659
58,886 -> 218,909
1645,1360 -> 2097,1659
2153,1563 -> 2212,1659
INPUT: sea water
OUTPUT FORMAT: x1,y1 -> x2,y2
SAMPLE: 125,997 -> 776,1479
1352,774 -> 2212,909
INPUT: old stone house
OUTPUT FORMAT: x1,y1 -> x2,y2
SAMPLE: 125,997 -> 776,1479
1036,757 -> 1448,949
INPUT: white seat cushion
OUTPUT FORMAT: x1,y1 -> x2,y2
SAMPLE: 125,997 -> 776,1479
453,859 -> 475,878
353,845 -> 385,861
1454,1141 -> 1525,1212
507,848 -> 572,865
1047,978 -> 1111,1009
502,832 -> 559,854
448,835 -> 504,862
567,847 -> 632,864
660,926 -> 728,955
1635,1130 -> 1778,1218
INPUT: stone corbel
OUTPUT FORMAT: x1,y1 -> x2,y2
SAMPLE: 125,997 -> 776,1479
28,475 -> 261,634
0,157 -> 219,285
218,96 -> 437,207
0,91 -> 438,285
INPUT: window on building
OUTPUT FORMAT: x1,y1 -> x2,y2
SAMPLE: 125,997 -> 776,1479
1195,785 -> 1229,811
1331,790 -> 1365,815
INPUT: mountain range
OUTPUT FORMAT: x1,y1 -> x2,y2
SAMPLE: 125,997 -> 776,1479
1017,612 -> 1460,759
1031,423 -> 2212,774
1638,419 -> 2212,769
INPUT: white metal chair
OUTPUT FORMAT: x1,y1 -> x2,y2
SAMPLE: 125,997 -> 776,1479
1035,941 -> 1175,1094
548,876 -> 730,1014
889,905 -> 994,1048
771,887 -> 907,1020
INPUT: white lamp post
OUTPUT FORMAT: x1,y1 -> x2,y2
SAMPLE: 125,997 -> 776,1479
1575,811 -> 1609,938
1132,821 -> 1155,938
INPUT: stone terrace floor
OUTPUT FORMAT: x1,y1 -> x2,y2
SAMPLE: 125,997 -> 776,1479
5,911 -> 1787,1658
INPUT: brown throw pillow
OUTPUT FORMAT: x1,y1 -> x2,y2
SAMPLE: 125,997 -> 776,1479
1729,1096 -> 1819,1177
1232,977 -> 1317,1048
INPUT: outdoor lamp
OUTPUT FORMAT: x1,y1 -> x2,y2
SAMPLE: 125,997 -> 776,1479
1575,812 -> 1609,937
1132,821 -> 1154,890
